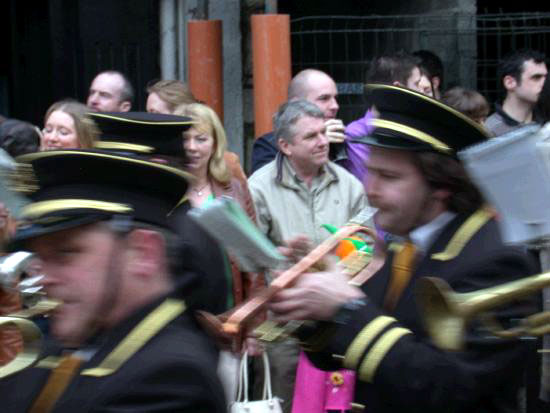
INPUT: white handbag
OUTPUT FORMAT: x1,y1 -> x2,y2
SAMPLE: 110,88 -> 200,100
230,351 -> 283,413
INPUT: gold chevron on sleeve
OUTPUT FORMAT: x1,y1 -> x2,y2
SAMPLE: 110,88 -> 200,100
431,206 -> 493,261
343,315 -> 396,370
80,299 -> 186,377
358,327 -> 412,383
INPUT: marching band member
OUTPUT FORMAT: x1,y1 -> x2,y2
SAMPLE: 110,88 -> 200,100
270,85 -> 537,412
0,150 -> 226,412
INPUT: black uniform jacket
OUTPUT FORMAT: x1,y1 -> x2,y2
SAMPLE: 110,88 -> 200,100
0,294 -> 227,412
302,208 -> 538,413
171,204 -> 229,315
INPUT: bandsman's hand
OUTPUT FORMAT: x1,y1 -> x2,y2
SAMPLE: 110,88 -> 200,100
325,119 -> 346,143
269,268 -> 365,322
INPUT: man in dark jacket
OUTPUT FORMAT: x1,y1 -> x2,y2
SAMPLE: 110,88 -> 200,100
269,84 -> 538,412
0,150 -> 226,412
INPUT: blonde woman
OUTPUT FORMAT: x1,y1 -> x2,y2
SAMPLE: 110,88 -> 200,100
177,102 -> 265,401
147,78 -> 249,183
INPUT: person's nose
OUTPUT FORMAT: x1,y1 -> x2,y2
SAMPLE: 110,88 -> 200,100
184,138 -> 197,152
365,174 -> 380,200
88,92 -> 99,106
318,132 -> 329,147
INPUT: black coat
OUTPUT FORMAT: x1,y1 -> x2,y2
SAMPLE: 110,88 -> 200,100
170,204 -> 229,315
303,209 -> 538,413
0,295 -> 227,412
251,131 -> 277,174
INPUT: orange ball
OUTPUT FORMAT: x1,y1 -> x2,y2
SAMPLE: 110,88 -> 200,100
335,239 -> 356,259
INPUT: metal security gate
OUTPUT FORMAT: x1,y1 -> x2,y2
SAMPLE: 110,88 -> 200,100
290,13 -> 550,123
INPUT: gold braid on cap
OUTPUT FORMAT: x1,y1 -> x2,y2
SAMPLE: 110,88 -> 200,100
370,119 -> 452,154
21,199 -> 133,220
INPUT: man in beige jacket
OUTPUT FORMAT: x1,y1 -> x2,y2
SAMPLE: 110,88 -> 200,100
248,99 -> 374,412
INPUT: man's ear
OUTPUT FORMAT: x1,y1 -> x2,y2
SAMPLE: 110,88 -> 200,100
503,75 -> 517,91
119,101 -> 132,112
125,229 -> 165,279
278,138 -> 292,156
392,80 -> 403,87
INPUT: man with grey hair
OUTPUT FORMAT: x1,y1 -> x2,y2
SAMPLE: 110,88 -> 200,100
87,70 -> 134,112
248,99 -> 371,412
250,69 -> 345,173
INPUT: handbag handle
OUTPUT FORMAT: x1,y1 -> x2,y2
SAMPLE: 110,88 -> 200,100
261,351 -> 273,400
235,351 -> 249,403
234,351 -> 274,403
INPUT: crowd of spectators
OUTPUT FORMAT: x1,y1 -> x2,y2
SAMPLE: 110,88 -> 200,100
1,47 -> 549,413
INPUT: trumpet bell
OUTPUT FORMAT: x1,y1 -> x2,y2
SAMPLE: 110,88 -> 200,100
0,251 -> 61,378
0,316 -> 43,378
417,271 -> 550,351
417,277 -> 467,351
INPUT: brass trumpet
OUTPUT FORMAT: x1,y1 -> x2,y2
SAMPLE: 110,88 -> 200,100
197,225 -> 386,344
0,252 -> 60,379
417,272 -> 550,351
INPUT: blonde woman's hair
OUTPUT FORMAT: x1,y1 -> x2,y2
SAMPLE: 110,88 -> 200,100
44,99 -> 98,149
175,103 -> 231,183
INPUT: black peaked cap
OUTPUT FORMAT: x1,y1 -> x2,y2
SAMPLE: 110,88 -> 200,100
352,84 -> 489,155
90,112 -> 194,158
9,150 -> 193,248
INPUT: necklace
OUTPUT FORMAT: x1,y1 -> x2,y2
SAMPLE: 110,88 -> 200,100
192,183 -> 209,196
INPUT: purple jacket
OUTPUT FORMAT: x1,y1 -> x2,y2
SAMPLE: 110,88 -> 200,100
337,110 -> 374,183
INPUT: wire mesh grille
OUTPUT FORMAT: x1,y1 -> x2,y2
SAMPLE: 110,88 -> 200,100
291,13 -> 550,123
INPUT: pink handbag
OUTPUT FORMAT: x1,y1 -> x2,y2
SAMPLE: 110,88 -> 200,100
291,350 -> 356,413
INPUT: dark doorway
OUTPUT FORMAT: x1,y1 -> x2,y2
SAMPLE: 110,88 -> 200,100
4,0 -> 159,126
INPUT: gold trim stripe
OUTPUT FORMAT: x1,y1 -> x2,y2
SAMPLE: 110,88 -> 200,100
36,356 -> 62,370
95,141 -> 155,153
169,195 -> 189,216
343,315 -> 396,370
371,119 -> 452,154
388,242 -> 403,253
81,299 -> 186,377
21,199 -> 133,219
89,112 -> 196,126
366,84 -> 489,138
431,206 -> 494,261
358,327 -> 412,383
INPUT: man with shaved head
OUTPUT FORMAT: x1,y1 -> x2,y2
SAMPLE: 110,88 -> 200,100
287,69 -> 340,119
87,70 -> 134,112
250,69 -> 345,173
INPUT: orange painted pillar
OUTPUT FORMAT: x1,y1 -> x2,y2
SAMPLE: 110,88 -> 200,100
188,20 -> 224,121
251,14 -> 291,138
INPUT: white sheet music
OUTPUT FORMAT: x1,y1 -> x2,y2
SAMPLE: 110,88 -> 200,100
188,196 -> 285,272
